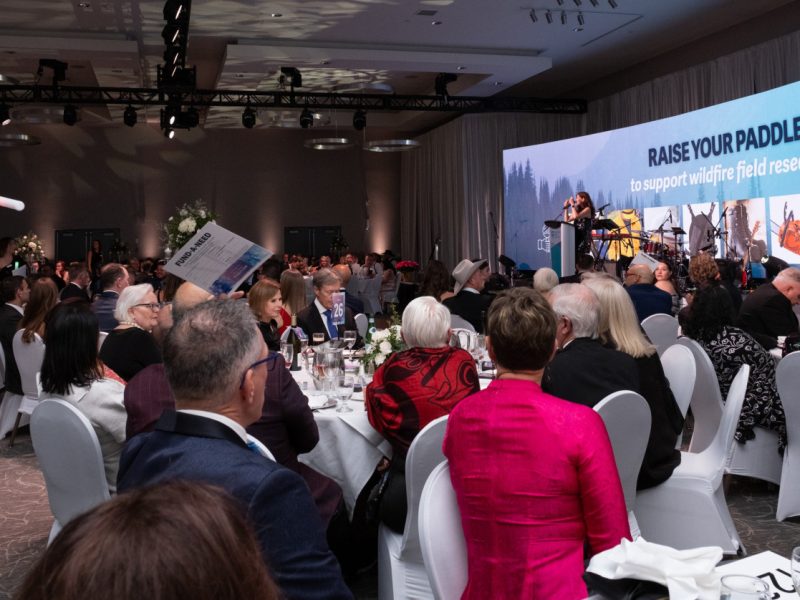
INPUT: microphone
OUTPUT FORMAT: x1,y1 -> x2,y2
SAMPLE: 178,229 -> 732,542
597,203 -> 610,215
668,209 -> 673,223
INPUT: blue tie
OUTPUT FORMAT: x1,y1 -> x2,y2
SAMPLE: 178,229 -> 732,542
323,309 -> 338,339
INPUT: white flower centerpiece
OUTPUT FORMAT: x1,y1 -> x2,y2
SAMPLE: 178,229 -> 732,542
361,309 -> 404,371
14,232 -> 45,263
163,199 -> 217,256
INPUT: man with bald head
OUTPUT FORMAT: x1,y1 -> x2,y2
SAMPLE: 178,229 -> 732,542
332,263 -> 365,315
624,263 -> 672,322
738,267 -> 800,349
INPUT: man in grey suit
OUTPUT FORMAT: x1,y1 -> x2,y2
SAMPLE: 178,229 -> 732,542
91,263 -> 129,332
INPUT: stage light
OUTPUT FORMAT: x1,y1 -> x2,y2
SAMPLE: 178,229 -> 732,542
161,23 -> 181,44
577,12 -> 585,26
434,72 -> 458,97
63,105 -> 77,126
163,0 -> 184,21
299,107 -> 313,129
608,0 -> 617,7
761,255 -> 790,279
242,106 -> 256,129
280,67 -> 302,88
0,104 -> 9,126
165,126 -> 175,139
561,10 -> 567,24
529,9 -> 537,23
353,109 -> 366,131
123,105 -> 137,127
164,47 -> 181,65
545,10 -> 553,24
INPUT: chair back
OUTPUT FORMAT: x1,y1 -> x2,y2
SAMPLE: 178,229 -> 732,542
641,313 -> 679,355
401,415 -> 449,561
361,275 -> 383,314
0,342 -> 5,387
30,399 -> 110,532
676,337 -> 724,453
776,352 -> 800,520
660,344 -> 695,419
702,364 -> 749,468
98,330 -> 109,349
450,315 -> 475,332
12,330 -> 45,410
354,313 -> 368,339
594,391 -> 651,510
419,461 -> 468,600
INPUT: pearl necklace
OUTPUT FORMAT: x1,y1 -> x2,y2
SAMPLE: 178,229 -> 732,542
119,320 -> 144,331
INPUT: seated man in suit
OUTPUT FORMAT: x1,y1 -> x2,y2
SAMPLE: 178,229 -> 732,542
332,263 -> 365,315
297,269 -> 360,345
624,263 -> 672,322
542,283 -> 640,407
91,263 -> 130,332
117,299 -> 352,600
442,258 -> 492,333
737,267 -> 800,350
60,264 -> 91,302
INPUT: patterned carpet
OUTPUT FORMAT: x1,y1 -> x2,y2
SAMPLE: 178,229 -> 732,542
0,433 -> 798,600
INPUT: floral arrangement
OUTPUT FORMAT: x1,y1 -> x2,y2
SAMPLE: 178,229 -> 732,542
14,232 -> 45,262
362,307 -> 404,369
163,199 -> 217,253
396,260 -> 419,273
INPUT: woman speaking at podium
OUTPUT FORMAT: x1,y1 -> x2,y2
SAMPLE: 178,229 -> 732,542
563,191 -> 596,254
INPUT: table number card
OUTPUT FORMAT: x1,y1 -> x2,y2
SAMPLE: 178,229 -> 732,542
331,292 -> 346,326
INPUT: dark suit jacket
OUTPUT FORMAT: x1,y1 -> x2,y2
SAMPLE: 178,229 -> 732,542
737,282 -> 798,350
91,290 -> 119,332
340,288 -> 365,315
296,303 -> 361,346
542,337 -> 641,408
0,304 -> 23,394
60,283 -> 89,302
442,290 -> 493,333
247,353 -> 343,525
626,284 -> 673,323
118,411 -> 352,600
123,363 -> 175,439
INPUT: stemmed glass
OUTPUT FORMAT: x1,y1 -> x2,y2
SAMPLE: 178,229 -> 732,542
312,333 -> 325,346
336,375 -> 355,413
280,342 -> 294,368
791,546 -> 800,597
343,330 -> 357,352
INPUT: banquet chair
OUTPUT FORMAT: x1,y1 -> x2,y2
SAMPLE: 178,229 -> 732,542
0,343 -> 5,390
594,391 -> 651,513
377,415 -> 448,600
677,337 -> 782,484
659,344 -> 696,449
641,313 -> 679,356
449,315 -> 475,332
30,399 -> 110,544
418,461 -> 468,600
634,365 -> 749,554
10,330 -> 45,446
354,313 -> 368,339
361,275 -> 383,315
98,330 -> 108,349
776,351 -> 800,521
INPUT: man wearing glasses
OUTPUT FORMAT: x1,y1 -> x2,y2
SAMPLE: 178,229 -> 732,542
118,300 -> 352,600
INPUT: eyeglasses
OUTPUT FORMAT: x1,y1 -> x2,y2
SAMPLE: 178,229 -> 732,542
239,353 -> 279,388
133,303 -> 161,310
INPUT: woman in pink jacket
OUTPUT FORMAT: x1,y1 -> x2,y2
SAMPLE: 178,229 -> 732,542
444,287 -> 631,600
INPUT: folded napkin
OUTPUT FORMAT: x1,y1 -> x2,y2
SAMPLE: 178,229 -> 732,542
586,537 -> 723,600
308,395 -> 333,410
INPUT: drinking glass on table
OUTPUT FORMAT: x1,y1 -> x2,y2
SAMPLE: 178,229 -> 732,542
336,375 -> 355,413
719,574 -> 769,599
280,342 -> 294,368
792,547 -> 800,596
312,333 -> 325,346
343,330 -> 357,351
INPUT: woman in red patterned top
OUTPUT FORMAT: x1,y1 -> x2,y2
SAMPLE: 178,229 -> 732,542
365,296 -> 479,533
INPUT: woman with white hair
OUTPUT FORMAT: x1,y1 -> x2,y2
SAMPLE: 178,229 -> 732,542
583,277 -> 684,489
99,283 -> 163,381
365,296 -> 479,532
533,267 -> 559,294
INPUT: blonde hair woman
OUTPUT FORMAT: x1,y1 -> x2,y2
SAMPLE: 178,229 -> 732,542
582,277 -> 684,490
248,278 -> 283,351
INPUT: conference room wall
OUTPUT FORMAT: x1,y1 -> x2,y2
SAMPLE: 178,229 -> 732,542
0,124 -> 401,260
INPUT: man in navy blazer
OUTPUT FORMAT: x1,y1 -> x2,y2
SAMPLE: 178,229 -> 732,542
624,264 -> 673,322
297,268 -> 361,346
117,300 -> 352,600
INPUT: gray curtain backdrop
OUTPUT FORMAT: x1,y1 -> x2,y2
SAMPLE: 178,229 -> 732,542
400,29 -> 800,271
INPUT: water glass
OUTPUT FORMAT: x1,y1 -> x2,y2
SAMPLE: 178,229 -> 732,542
792,546 -> 800,596
343,330 -> 357,351
280,342 -> 294,368
719,574 -> 769,599
336,375 -> 355,413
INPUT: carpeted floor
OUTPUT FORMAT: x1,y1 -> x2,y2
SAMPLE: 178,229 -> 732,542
0,433 -> 798,600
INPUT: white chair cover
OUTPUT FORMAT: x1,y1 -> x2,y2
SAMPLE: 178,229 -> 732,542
354,313 -> 368,339
30,399 -> 111,544
594,391 -> 651,512
641,313 -> 679,356
776,351 -> 800,521
419,461 -> 468,600
13,330 -> 45,415
635,365 -> 749,554
98,330 -> 109,349
660,344 -> 696,449
450,315 -> 475,332
360,275 -> 383,315
0,342 -> 5,387
377,415 -> 449,600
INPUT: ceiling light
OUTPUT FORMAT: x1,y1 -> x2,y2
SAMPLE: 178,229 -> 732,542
457,66 -> 467,71
163,0 -> 184,21
529,9 -> 537,23
353,109 -> 366,131
280,67 -> 302,88
299,107 -> 313,129
123,105 -> 137,127
0,104 -> 10,126
431,21 -> 442,25
577,12 -> 585,26
435,72 -> 458,97
270,13 -> 282,17
165,127 -> 175,139
608,0 -> 617,7
304,138 -> 354,151
0,133 -> 40,147
63,105 -> 78,126
161,23 -> 180,44
364,139 -> 420,153
561,10 -> 567,24
545,10 -> 553,23
242,106 -> 256,129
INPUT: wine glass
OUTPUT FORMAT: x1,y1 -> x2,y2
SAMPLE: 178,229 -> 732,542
280,342 -> 294,368
343,330 -> 357,352
312,332 -> 325,346
336,375 -> 354,413
791,547 -> 800,596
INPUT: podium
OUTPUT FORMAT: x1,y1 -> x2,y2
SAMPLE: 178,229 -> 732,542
549,222 -> 575,277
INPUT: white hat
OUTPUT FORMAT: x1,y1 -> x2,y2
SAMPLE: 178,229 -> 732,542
452,258 -> 488,294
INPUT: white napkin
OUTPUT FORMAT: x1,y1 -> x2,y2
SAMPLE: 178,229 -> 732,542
586,537 -> 723,600
308,395 -> 332,410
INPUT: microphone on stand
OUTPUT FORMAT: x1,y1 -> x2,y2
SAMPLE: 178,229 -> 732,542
668,209 -> 673,223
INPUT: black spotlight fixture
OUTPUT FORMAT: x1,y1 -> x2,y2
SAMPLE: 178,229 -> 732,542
299,107 -> 313,129
353,109 -> 367,131
280,67 -> 302,88
63,105 -> 78,126
434,72 -> 458,98
529,8 -> 537,23
242,106 -> 256,129
123,105 -> 137,127
0,104 -> 10,126
163,0 -> 184,21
